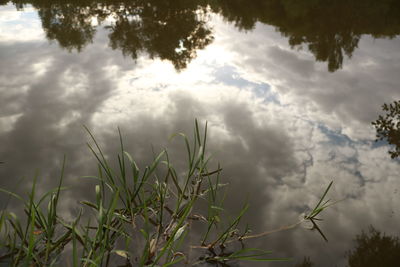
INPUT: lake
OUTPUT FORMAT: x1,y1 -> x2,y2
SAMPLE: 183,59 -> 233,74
1,1 -> 400,266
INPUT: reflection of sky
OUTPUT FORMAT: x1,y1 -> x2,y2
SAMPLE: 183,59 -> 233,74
0,4 -> 43,41
1,6 -> 400,267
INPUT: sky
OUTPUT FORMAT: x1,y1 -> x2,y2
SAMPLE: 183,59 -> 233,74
0,3 -> 400,266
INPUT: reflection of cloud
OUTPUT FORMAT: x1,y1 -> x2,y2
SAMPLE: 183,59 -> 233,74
0,9 -> 400,267
0,4 -> 44,42
267,46 -> 315,78
0,32 -> 132,199
218,20 -> 400,140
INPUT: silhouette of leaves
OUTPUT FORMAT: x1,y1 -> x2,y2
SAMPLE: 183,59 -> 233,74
372,100 -> 400,158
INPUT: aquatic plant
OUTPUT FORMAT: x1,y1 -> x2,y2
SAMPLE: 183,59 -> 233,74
0,120 -> 334,266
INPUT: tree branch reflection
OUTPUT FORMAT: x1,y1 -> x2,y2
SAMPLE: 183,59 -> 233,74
3,0 -> 400,71
372,100 -> 400,159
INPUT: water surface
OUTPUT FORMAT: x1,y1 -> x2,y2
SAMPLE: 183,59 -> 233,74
1,1 -> 400,266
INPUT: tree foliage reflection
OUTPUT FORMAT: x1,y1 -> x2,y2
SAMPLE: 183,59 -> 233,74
372,100 -> 400,159
294,257 -> 314,267
346,227 -> 400,267
3,0 -> 400,71
106,2 -> 212,70
296,227 -> 400,267
5,0 -> 213,70
210,0 -> 400,72
38,3 -> 98,52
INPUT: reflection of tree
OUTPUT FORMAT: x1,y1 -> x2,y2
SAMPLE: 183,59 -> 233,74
210,0 -> 400,72
4,0 -> 400,71
294,257 -> 314,267
38,4 -> 97,52
347,226 -> 400,267
372,100 -> 400,158
7,0 -> 213,70
295,227 -> 400,266
106,2 -> 212,70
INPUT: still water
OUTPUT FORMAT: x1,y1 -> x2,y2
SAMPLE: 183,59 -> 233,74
1,1 -> 400,266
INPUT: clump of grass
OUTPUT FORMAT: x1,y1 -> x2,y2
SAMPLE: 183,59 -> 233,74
0,120 -> 335,266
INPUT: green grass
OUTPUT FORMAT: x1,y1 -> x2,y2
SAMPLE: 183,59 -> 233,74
0,120 -> 334,266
